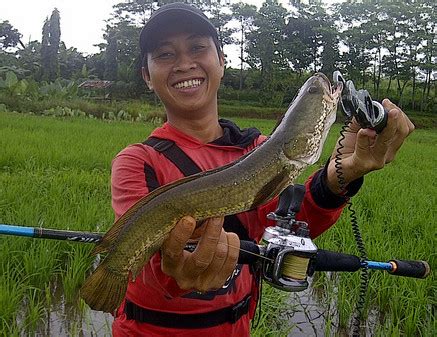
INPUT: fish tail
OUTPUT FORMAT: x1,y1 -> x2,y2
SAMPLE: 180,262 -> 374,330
80,263 -> 127,313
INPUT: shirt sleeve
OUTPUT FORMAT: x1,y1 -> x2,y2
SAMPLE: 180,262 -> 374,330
111,145 -> 190,298
256,164 -> 363,239
111,146 -> 151,219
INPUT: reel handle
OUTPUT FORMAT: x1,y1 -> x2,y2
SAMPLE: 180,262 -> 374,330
333,70 -> 387,133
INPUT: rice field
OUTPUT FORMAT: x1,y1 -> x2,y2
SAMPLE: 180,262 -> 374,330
0,110 -> 435,336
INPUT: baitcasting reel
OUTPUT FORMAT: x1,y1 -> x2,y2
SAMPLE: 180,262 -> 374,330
259,184 -> 316,292
238,184 -> 430,292
333,70 -> 388,133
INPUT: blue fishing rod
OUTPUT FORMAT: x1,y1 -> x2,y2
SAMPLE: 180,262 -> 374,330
0,222 -> 430,283
0,223 -> 102,243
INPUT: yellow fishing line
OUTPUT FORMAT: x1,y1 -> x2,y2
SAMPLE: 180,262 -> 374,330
281,255 -> 309,280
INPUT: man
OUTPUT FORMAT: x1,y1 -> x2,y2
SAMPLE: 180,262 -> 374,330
111,3 -> 414,336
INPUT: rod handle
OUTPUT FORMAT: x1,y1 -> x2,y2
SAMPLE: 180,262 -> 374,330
389,259 -> 430,279
238,240 -> 260,265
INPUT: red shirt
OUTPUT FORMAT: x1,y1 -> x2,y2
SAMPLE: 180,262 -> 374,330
111,121 -> 345,336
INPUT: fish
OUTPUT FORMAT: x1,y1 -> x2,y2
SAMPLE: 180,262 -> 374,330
80,72 -> 342,313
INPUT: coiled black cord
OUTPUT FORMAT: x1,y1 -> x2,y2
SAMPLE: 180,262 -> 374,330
334,121 -> 369,337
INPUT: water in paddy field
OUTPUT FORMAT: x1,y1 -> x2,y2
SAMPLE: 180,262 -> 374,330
284,276 -> 378,337
27,275 -> 379,336
41,303 -> 113,337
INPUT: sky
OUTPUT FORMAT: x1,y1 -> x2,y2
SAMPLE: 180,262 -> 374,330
1,0 -> 117,55
1,1 -> 338,67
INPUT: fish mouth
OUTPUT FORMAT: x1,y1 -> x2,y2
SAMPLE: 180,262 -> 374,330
314,72 -> 343,102
331,81 -> 343,99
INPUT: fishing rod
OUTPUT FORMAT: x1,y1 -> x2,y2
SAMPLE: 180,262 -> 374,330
0,185 -> 430,294
0,223 -> 102,243
0,222 -> 430,284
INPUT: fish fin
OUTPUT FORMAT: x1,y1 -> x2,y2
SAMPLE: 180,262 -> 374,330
80,263 -> 128,313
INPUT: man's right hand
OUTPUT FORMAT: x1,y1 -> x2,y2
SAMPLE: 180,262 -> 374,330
160,216 -> 240,293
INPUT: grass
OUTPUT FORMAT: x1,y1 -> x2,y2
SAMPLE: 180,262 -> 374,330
0,110 -> 435,335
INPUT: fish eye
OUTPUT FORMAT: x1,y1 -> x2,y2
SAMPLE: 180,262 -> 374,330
308,85 -> 321,94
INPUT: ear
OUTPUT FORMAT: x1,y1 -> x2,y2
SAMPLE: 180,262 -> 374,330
142,67 -> 153,90
219,52 -> 225,78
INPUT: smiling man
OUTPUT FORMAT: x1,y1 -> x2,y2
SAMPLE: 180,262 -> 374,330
109,2 -> 414,336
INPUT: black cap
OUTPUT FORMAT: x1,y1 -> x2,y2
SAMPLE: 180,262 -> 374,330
139,2 -> 218,57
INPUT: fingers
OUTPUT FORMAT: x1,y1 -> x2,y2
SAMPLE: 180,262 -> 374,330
220,232 -> 240,282
381,99 -> 415,162
183,216 -> 224,277
205,232 -> 240,290
161,216 -> 241,293
371,109 -> 398,162
161,216 -> 196,271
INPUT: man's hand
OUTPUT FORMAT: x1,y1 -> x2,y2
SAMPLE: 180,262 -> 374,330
161,216 -> 240,293
326,99 -> 415,195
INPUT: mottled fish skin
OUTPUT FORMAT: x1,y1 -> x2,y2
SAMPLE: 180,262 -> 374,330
80,73 -> 342,313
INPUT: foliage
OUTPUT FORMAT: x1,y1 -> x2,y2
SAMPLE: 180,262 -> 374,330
0,21 -> 23,50
41,9 -> 61,82
0,112 -> 435,335
0,1 -> 435,113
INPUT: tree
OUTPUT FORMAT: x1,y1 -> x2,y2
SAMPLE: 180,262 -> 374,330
104,29 -> 118,81
246,0 -> 288,103
0,21 -> 24,50
59,43 -> 86,80
41,8 -> 61,81
202,1 -> 235,51
15,40 -> 42,80
284,3 -> 337,76
231,2 -> 257,90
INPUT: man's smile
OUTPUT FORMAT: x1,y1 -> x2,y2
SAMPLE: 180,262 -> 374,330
173,78 -> 205,89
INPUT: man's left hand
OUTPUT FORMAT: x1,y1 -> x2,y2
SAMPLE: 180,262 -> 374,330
326,99 -> 415,195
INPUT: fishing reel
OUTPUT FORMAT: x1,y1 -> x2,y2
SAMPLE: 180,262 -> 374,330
333,70 -> 388,133
238,184 -> 431,292
257,184 -> 317,292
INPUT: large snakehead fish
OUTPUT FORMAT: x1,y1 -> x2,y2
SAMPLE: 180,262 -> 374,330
80,73 -> 342,313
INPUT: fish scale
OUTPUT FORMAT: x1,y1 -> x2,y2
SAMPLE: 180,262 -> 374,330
80,73 -> 342,313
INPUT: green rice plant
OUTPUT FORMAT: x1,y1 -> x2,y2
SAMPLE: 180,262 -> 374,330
0,264 -> 25,329
22,241 -> 60,290
251,284 -> 293,337
0,110 -> 435,335
22,288 -> 46,334
62,245 -> 95,304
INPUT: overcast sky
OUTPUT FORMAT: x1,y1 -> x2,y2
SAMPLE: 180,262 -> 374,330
1,0 -> 117,55
1,1 -> 338,67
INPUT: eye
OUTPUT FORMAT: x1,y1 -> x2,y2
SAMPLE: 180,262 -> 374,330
153,52 -> 174,60
192,44 -> 206,53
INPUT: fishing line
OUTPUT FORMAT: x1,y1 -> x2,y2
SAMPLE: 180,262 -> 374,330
222,242 -> 310,280
335,121 -> 369,337
220,242 -> 274,263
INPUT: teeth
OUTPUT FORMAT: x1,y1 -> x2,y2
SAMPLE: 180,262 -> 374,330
174,79 -> 202,89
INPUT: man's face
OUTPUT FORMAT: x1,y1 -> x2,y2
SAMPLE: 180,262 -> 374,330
142,31 -> 224,119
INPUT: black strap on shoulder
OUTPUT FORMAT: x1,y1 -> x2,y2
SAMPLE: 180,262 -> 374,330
143,135 -> 251,241
143,137 -> 201,176
124,295 -> 251,328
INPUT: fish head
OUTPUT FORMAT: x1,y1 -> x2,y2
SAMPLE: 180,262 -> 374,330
280,73 -> 342,165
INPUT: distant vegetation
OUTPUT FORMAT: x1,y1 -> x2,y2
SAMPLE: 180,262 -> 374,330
0,0 -> 436,117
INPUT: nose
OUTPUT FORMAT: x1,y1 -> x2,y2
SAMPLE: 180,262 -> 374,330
172,53 -> 197,72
